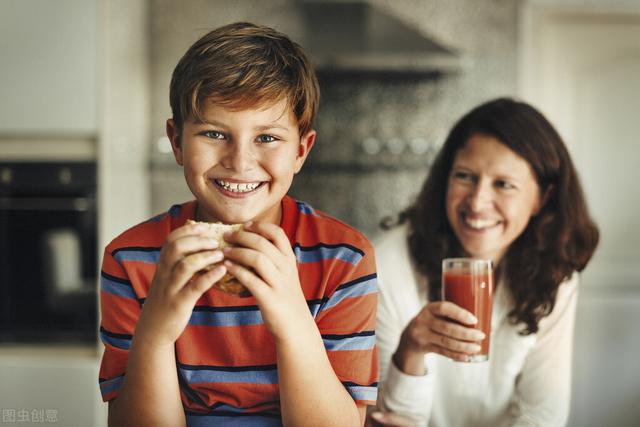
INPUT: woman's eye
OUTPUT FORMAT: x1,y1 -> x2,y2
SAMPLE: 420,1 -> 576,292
256,134 -> 276,143
201,130 -> 226,140
453,171 -> 474,182
496,180 -> 516,190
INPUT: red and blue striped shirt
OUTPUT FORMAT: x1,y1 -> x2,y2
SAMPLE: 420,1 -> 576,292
98,195 -> 378,424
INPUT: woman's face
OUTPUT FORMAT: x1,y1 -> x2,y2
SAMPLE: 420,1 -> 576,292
446,134 -> 543,264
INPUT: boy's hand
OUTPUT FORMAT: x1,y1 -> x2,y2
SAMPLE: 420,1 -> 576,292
135,222 -> 227,348
222,222 -> 312,342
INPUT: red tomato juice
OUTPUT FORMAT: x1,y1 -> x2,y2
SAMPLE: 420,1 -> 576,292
442,271 -> 494,359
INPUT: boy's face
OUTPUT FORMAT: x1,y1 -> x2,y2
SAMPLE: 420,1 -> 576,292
167,98 -> 315,225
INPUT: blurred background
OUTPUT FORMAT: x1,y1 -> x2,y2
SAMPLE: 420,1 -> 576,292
0,0 -> 639,425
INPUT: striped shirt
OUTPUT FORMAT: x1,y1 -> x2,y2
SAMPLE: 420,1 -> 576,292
98,195 -> 378,424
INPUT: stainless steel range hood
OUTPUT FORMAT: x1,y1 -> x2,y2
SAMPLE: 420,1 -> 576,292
296,1 -> 462,75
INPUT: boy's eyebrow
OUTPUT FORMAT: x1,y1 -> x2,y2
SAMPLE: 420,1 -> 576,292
198,119 -> 291,132
253,123 -> 291,132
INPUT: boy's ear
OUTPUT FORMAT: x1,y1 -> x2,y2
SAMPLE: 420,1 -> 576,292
294,129 -> 316,174
166,119 -> 184,166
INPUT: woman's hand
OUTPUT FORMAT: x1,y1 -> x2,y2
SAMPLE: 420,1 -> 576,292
135,221 -> 228,348
394,301 -> 486,374
221,221 -> 314,343
365,407 -> 416,427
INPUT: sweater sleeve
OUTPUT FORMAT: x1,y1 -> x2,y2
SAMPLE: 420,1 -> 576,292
507,274 -> 579,426
374,227 -> 434,426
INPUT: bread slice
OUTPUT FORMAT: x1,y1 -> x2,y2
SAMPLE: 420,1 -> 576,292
186,219 -> 250,297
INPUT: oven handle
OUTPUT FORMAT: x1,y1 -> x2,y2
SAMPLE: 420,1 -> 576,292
0,197 -> 93,212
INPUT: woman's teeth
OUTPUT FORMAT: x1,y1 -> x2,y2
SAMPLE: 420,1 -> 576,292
465,217 -> 499,230
215,180 -> 261,193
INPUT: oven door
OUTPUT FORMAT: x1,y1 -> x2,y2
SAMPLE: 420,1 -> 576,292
0,163 -> 97,344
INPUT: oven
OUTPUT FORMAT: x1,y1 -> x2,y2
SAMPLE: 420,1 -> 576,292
0,162 -> 97,344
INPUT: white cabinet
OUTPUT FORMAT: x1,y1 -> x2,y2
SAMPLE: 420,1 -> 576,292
0,0 -> 99,135
0,348 -> 107,427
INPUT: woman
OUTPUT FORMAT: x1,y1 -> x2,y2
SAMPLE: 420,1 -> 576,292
369,98 -> 599,427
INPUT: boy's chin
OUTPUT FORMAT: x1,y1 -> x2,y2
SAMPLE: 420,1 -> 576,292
223,206 -> 282,225
197,197 -> 282,225
202,208 -> 260,225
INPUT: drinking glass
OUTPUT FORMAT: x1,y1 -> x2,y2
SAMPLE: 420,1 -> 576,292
442,258 -> 494,362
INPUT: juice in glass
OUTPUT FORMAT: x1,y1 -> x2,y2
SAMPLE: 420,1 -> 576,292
442,258 -> 494,362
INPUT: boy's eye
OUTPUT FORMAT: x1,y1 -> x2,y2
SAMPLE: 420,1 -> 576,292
201,130 -> 226,140
256,134 -> 277,143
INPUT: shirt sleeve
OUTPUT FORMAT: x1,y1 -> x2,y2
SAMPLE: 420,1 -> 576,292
507,274 -> 579,426
313,236 -> 379,407
98,247 -> 142,402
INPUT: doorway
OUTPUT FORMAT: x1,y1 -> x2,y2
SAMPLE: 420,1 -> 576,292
520,3 -> 640,426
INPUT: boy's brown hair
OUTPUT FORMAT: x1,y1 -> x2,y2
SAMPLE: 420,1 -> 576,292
169,22 -> 320,137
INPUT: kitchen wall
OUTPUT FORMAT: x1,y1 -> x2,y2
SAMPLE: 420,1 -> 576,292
1,1 -> 637,426
148,0 -> 520,238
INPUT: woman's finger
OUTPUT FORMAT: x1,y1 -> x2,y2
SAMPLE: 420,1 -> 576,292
430,344 -> 473,363
430,331 -> 482,354
430,317 -> 485,343
428,301 -> 478,325
369,411 -> 416,427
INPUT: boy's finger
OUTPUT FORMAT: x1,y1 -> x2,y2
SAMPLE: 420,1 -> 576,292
243,222 -> 293,257
170,250 -> 224,287
182,264 -> 227,300
223,228 -> 280,261
162,235 -> 219,265
165,220 -> 211,244
222,247 -> 279,286
223,260 -> 268,299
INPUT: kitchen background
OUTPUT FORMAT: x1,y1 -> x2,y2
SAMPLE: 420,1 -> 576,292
1,0 -> 639,426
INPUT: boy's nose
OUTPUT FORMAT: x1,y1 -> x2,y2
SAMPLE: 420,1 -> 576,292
221,142 -> 255,172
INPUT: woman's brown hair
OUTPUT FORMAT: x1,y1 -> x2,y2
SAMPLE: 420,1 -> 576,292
396,98 -> 599,334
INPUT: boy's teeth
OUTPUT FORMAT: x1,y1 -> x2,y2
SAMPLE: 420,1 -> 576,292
215,180 -> 260,193
465,217 -> 498,229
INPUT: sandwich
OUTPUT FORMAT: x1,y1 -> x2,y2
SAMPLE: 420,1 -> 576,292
186,219 -> 251,297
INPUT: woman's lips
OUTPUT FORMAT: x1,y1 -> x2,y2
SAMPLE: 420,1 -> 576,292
462,214 -> 501,230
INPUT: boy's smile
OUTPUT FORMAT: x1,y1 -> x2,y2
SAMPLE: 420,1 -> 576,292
167,98 -> 315,225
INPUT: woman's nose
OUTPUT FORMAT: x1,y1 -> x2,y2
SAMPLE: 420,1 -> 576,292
467,181 -> 492,212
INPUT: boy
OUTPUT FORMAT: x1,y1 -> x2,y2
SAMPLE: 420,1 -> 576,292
98,22 -> 378,426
